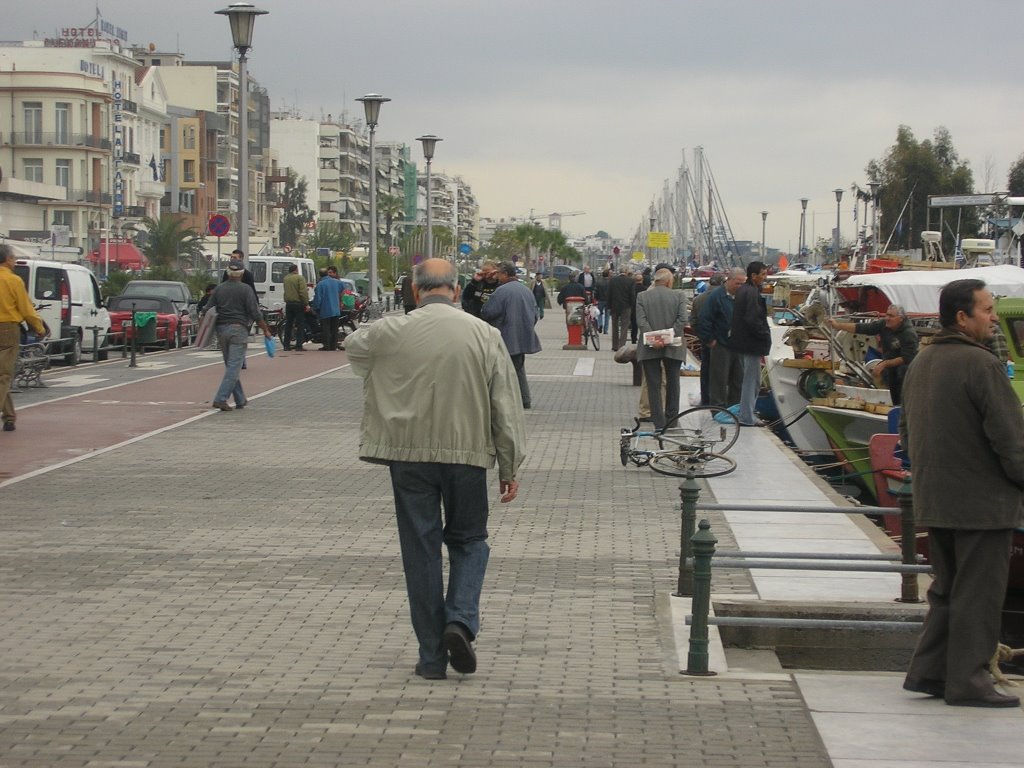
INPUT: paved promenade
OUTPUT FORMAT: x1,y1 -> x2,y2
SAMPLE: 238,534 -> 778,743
1,301 -> 1016,766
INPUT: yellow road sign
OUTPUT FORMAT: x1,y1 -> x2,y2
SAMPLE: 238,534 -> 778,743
631,251 -> 645,262
647,231 -> 670,249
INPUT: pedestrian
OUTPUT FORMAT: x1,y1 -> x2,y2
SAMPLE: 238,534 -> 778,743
630,271 -> 646,344
635,268 -> 688,429
481,262 -> 542,409
690,272 -> 726,405
401,271 -> 416,314
577,264 -> 595,297
0,244 -> 48,432
900,278 -> 1023,708
207,258 -> 272,411
828,305 -> 919,405
346,258 -> 527,680
532,274 -> 547,319
312,266 -> 344,351
595,268 -> 610,333
461,261 -> 499,317
196,283 -> 216,314
697,268 -> 745,408
281,264 -> 309,352
221,248 -> 257,298
555,277 -> 587,319
607,266 -> 634,351
729,261 -> 771,426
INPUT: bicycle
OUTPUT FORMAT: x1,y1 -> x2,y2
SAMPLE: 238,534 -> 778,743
581,300 -> 601,351
619,405 -> 740,477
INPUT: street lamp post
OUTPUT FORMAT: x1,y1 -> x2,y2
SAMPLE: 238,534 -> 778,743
760,211 -> 768,260
869,181 -> 880,258
799,198 -> 808,263
648,216 -> 656,268
833,188 -> 844,264
357,94 -> 390,302
216,3 -> 267,258
417,135 -> 441,260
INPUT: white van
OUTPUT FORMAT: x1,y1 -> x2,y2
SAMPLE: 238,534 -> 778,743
13,258 -> 111,364
245,255 -> 317,310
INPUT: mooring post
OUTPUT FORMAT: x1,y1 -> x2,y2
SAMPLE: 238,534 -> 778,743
894,477 -> 921,603
675,469 -> 700,596
683,518 -> 718,676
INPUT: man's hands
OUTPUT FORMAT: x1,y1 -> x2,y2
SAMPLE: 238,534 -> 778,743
499,479 -> 519,503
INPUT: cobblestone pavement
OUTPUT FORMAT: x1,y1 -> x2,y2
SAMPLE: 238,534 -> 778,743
0,305 -> 829,767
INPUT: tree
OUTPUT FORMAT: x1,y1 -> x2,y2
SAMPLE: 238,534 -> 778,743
377,193 -> 405,252
138,214 -> 205,275
865,125 -> 976,255
303,220 -> 355,254
1008,154 -> 1024,197
278,170 -> 316,247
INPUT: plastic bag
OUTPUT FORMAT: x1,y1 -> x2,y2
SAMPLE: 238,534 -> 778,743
264,335 -> 276,358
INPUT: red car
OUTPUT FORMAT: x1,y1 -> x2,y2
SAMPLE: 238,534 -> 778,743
107,295 -> 194,348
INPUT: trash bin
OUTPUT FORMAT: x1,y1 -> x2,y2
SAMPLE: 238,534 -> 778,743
562,296 -> 586,350
124,311 -> 158,344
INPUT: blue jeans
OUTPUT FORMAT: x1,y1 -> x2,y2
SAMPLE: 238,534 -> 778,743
388,461 -> 490,672
597,300 -> 608,332
738,353 -> 761,424
214,324 -> 249,405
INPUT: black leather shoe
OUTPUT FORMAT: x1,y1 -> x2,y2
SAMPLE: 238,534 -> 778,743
946,692 -> 1020,708
211,401 -> 232,412
903,678 -> 945,697
443,623 -> 477,674
2,422 -> 14,432
414,664 -> 446,680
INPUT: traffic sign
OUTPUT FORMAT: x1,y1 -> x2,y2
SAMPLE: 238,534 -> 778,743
208,214 -> 230,238
459,243 -> 473,255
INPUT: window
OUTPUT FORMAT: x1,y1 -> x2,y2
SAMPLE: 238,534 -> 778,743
178,191 -> 193,213
55,159 -> 71,189
23,158 -> 43,183
183,159 -> 195,183
55,103 -> 71,144
248,261 -> 266,282
23,102 -> 42,143
271,262 -> 291,283
52,211 -> 73,228
33,267 -> 61,300
159,127 -> 167,150
183,126 -> 196,150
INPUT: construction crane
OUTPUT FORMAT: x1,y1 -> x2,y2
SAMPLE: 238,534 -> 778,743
546,210 -> 585,231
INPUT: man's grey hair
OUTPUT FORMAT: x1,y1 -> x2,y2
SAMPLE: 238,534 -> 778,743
0,244 -> 13,262
729,267 -> 746,280
887,304 -> 907,319
413,260 -> 458,291
653,268 -> 674,285
708,272 -> 726,286
497,261 -> 517,278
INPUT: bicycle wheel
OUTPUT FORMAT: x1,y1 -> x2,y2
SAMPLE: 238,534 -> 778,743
660,406 -> 740,454
588,318 -> 600,350
649,451 -> 736,478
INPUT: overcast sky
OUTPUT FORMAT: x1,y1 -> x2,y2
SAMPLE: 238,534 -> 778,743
8,0 -> 1022,249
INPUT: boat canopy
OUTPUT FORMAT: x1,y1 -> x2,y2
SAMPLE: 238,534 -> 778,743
840,264 -> 1024,314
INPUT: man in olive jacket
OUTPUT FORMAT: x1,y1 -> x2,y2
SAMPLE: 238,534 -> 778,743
900,278 -> 1024,708
346,258 -> 527,681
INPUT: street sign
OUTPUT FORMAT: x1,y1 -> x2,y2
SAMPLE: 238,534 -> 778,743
458,243 -> 472,255
928,194 -> 1000,208
631,251 -> 645,262
647,231 -> 670,249
208,214 -> 230,238
613,246 -> 620,256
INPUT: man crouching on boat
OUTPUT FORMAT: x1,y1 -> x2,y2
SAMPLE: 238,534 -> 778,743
900,278 -> 1023,708
828,304 -> 918,405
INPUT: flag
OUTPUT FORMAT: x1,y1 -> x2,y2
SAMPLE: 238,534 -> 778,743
149,155 -> 158,181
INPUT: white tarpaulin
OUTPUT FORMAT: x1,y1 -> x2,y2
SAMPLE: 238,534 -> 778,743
839,264 -> 1024,314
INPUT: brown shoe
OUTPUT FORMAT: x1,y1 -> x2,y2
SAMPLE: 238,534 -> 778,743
211,401 -> 232,412
946,692 -> 1020,708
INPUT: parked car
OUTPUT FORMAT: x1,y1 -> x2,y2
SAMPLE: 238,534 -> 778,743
107,295 -> 194,348
120,280 -> 198,326
13,258 -> 111,364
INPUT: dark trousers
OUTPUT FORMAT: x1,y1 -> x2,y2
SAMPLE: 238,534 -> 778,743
699,345 -> 711,405
905,527 -> 1013,701
708,343 -> 743,407
641,357 -> 682,430
320,315 -> 340,350
611,309 -> 631,351
509,353 -> 530,408
283,301 -> 306,350
388,461 -> 490,673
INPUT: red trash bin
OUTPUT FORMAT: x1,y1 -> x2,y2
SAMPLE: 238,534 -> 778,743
563,296 -> 586,350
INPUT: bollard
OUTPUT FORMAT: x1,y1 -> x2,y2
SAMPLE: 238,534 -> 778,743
128,304 -> 138,368
894,478 -> 922,603
562,296 -> 586,350
683,518 -> 718,676
675,470 -> 700,596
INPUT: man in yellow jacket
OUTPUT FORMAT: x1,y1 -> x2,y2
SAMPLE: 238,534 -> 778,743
0,244 -> 48,432
347,258 -> 527,681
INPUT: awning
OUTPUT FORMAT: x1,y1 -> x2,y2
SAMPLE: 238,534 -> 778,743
88,241 -> 148,270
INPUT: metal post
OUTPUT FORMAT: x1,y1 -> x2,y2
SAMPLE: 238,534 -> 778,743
895,479 -> 922,603
683,518 -> 718,676
675,470 -> 700,596
425,157 -> 433,259
129,303 -> 138,368
237,51 -> 249,256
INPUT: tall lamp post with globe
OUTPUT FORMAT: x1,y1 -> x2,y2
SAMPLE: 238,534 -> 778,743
357,94 -> 389,302
216,2 -> 267,257
417,135 -> 441,260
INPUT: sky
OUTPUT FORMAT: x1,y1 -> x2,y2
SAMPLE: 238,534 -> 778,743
7,0 -> 1022,250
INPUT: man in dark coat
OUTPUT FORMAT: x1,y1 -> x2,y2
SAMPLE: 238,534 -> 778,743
729,261 -> 770,426
635,268 -> 688,429
462,262 -> 499,317
900,278 -> 1023,708
829,305 -> 919,405
690,272 -> 725,405
696,268 -> 745,408
607,267 -> 635,351
480,262 -> 542,409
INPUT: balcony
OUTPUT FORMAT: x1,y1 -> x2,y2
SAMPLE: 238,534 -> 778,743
121,99 -> 138,114
66,189 -> 113,205
4,132 -> 111,150
122,151 -> 141,166
138,179 -> 165,198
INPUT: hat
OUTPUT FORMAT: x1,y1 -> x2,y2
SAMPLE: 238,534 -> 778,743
227,259 -> 245,275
